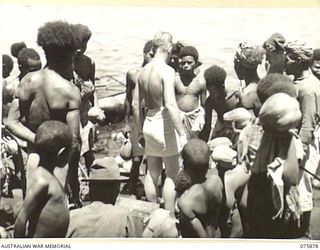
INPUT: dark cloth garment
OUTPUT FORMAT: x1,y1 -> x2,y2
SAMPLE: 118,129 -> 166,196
247,173 -> 285,238
66,201 -> 143,237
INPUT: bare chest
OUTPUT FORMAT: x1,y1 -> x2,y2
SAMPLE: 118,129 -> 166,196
175,77 -> 203,95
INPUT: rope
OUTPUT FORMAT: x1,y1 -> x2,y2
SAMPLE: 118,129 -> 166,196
96,74 -> 126,86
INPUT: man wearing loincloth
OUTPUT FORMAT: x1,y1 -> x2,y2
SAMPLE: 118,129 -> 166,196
175,46 -> 206,139
124,40 -> 154,198
133,31 -> 187,216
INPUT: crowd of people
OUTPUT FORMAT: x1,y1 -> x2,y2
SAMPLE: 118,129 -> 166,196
1,20 -> 320,239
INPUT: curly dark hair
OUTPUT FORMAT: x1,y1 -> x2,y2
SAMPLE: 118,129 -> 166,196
73,23 -> 92,43
257,73 -> 297,104
17,48 -> 41,67
143,40 -> 154,54
182,139 -> 210,176
204,65 -> 227,88
175,170 -> 192,196
10,42 -> 27,58
35,120 -> 72,160
37,21 -> 81,59
2,54 -> 14,78
313,49 -> 320,61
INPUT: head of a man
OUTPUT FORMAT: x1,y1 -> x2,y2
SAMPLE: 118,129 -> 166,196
311,49 -> 320,80
168,42 -> 184,71
2,54 -> 14,78
204,65 -> 227,97
263,33 -> 286,74
234,43 -> 265,80
142,40 -> 154,66
34,121 -> 73,168
17,48 -> 42,78
86,157 -> 127,205
257,73 -> 297,104
10,42 -> 27,58
73,24 -> 92,56
152,31 -> 173,61
284,41 -> 313,77
182,139 -> 210,184
37,21 -> 81,67
178,46 -> 199,75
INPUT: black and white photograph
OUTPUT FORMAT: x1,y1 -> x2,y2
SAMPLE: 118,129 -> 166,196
1,1 -> 320,246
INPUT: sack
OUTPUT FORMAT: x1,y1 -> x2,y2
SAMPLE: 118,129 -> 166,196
211,145 -> 237,169
120,139 -> 132,161
259,93 -> 302,132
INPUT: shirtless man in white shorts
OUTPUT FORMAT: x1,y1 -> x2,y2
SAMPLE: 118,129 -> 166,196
133,31 -> 187,216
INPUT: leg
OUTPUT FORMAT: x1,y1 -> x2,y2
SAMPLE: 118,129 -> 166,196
145,156 -> 162,203
67,147 -> 82,208
129,155 -> 143,197
83,128 -> 95,175
83,151 -> 94,176
12,147 -> 26,198
162,154 -> 180,217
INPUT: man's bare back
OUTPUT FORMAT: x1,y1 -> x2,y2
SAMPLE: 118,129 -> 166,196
9,69 -> 80,131
175,72 -> 206,112
138,59 -> 175,110
16,69 -> 81,133
15,167 -> 69,237
178,175 -> 223,237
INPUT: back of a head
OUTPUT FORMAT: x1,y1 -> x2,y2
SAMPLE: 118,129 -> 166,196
73,23 -> 92,43
152,31 -> 173,53
37,21 -> 81,60
17,48 -> 41,69
10,42 -> 27,58
143,40 -> 154,54
2,54 -> 14,78
34,120 -> 72,158
204,65 -> 227,88
313,49 -> 320,61
257,73 -> 297,104
182,139 -> 210,176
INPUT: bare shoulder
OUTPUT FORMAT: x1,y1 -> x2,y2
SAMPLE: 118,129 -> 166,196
16,71 -> 44,99
203,175 -> 223,201
127,67 -> 141,82
31,168 -> 51,190
178,184 -> 205,208
18,71 -> 41,89
162,63 -> 175,74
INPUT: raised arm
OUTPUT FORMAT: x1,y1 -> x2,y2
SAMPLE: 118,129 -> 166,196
198,99 -> 212,142
162,66 -> 187,140
14,178 -> 48,237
